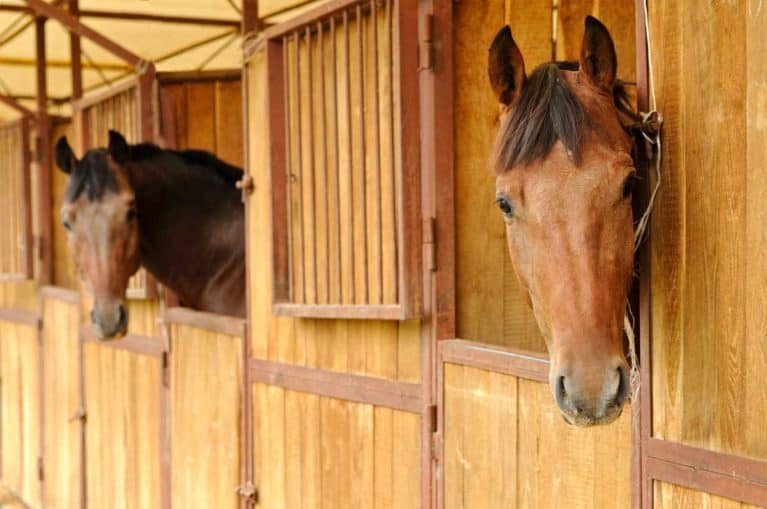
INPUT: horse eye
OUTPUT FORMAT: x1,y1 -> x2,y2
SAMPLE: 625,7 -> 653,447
126,206 -> 137,222
496,196 -> 514,217
62,219 -> 72,231
622,172 -> 638,199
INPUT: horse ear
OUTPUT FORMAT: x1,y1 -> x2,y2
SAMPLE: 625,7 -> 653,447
488,25 -> 526,106
108,130 -> 130,165
580,16 -> 617,91
54,136 -> 77,174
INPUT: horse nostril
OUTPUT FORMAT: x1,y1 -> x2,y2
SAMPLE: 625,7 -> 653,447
554,375 -> 567,409
613,365 -> 629,407
117,305 -> 128,326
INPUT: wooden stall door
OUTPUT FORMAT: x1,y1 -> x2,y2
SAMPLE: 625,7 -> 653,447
641,0 -> 767,506
244,7 -> 427,504
166,309 -> 245,509
0,317 -> 41,508
40,288 -> 83,509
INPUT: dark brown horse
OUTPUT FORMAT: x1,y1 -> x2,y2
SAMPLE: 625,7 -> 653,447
55,130 -> 245,339
488,17 -> 637,426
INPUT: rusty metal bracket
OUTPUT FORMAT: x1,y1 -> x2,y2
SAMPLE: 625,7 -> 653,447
236,482 -> 259,505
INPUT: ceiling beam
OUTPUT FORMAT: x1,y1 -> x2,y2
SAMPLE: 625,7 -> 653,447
0,56 -> 131,71
25,0 -> 144,68
0,93 -> 34,116
0,5 -> 240,28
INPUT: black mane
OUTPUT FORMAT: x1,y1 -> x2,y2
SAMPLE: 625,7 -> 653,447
492,61 -> 635,173
65,142 -> 243,202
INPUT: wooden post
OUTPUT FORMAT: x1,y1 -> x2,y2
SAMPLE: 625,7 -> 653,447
241,0 -> 259,35
35,16 -> 52,285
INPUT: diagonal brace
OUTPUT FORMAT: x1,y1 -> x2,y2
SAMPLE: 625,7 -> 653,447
0,94 -> 34,116
25,0 -> 145,69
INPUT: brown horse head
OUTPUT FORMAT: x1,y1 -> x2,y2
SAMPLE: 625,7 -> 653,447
488,17 -> 635,426
55,131 -> 139,339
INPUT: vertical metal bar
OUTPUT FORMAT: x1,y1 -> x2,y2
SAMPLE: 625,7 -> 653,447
387,0 -> 398,302
305,26 -> 317,304
283,35 -> 294,302
331,16 -> 342,304
357,3 -> 368,304
318,20 -> 329,303
371,0 -> 382,304
19,117 -> 33,278
242,0 -> 259,34
344,10 -> 355,304
294,31 -> 306,302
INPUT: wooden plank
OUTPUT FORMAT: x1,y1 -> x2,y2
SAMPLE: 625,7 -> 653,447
248,357 -> 422,413
319,397 -> 350,509
744,0 -> 767,467
83,345 -> 161,509
373,406 -> 394,509
391,410 -> 419,509
653,480 -> 765,509
439,339 -> 549,382
348,401 -> 374,509
0,321 -> 41,508
453,0 -> 506,346
164,306 -> 245,337
185,82 -> 216,152
169,324 -> 242,509
41,296 -> 82,509
214,79 -> 244,166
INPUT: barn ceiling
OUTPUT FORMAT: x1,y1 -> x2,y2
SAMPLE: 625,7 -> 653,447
0,0 -> 246,120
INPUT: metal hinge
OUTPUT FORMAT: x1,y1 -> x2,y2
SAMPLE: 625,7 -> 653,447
423,217 -> 437,272
236,175 -> 255,203
38,457 -> 44,482
427,404 -> 441,463
236,482 -> 259,506
419,12 -> 434,71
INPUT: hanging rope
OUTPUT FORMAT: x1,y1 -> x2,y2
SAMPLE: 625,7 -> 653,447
624,0 -> 663,406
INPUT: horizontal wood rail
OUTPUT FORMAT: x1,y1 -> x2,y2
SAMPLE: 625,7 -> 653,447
438,339 -> 550,383
163,306 -> 246,337
262,0 -> 370,38
248,358 -> 423,414
645,438 -> 767,506
0,307 -> 39,327
156,69 -> 242,83
70,77 -> 136,112
39,285 -> 80,305
272,303 -> 404,320
81,326 -> 164,357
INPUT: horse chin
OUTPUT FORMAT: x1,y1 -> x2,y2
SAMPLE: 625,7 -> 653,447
560,403 -> 624,427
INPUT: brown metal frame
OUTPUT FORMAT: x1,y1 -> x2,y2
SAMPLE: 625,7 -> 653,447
264,0 -> 423,321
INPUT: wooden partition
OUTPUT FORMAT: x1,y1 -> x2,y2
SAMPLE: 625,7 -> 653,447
40,287 -> 83,509
439,341 -> 632,509
165,308 -> 245,509
0,317 -> 41,508
0,118 -> 33,280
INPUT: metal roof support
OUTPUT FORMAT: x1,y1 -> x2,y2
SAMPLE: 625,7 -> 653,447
25,0 -> 145,69
69,0 -> 82,100
242,0 -> 259,34
0,93 -> 34,116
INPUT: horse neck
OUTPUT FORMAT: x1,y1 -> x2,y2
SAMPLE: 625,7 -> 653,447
127,155 -> 244,306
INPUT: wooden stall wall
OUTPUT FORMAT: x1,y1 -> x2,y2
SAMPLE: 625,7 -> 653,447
0,119 -> 32,280
40,290 -> 83,509
653,482 -> 763,509
647,0 -> 767,463
640,0 -> 767,506
158,73 -> 243,166
246,36 -> 422,507
0,320 -> 41,508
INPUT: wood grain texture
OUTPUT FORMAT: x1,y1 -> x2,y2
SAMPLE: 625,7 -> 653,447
0,321 -> 41,508
83,345 -> 161,509
443,365 -> 631,509
42,297 -> 82,509
649,0 -> 766,461
50,121 -> 78,290
0,281 -> 38,312
169,323 -> 242,509
653,481 -> 764,509
0,121 -> 28,278
251,386 -> 421,509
